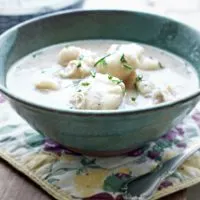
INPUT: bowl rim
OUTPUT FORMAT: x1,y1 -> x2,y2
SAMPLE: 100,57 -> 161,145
0,9 -> 200,116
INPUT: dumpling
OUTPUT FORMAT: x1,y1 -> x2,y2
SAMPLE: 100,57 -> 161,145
96,43 -> 163,79
139,57 -> 162,70
58,46 -> 81,66
70,73 -> 125,110
95,52 -> 133,81
59,60 -> 91,79
58,46 -> 95,67
34,77 -> 60,90
95,44 -> 144,81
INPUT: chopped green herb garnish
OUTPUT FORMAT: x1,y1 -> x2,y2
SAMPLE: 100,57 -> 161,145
90,71 -> 96,78
107,74 -> 122,84
101,59 -> 107,66
76,61 -> 82,68
136,74 -> 143,82
111,79 -> 122,84
108,74 -> 113,80
159,62 -> 164,69
78,89 -> 82,92
32,51 -> 42,58
131,97 -> 136,101
120,54 -> 127,63
120,54 -> 133,70
94,54 -> 111,67
111,78 -> 122,84
81,82 -> 90,86
123,63 -> 132,70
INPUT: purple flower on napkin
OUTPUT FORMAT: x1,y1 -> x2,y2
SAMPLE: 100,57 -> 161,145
147,151 -> 161,160
44,138 -> 81,156
84,193 -> 124,200
127,147 -> 144,157
176,142 -> 187,148
158,180 -> 173,190
162,126 -> 185,141
162,130 -> 178,141
84,193 -> 114,200
192,112 -> 200,127
176,127 -> 184,136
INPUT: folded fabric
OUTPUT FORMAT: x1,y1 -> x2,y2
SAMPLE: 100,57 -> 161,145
1,97 -> 200,200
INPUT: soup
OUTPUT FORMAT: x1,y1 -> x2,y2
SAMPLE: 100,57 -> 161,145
6,40 -> 199,110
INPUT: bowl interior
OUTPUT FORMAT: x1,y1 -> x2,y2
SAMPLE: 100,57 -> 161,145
0,10 -> 200,91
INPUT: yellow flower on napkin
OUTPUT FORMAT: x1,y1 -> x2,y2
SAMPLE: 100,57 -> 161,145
23,152 -> 57,171
74,168 -> 109,197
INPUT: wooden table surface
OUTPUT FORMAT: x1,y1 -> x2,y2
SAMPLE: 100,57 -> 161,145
0,159 -> 186,200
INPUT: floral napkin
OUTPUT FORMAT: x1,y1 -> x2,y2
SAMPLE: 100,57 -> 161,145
1,93 -> 200,200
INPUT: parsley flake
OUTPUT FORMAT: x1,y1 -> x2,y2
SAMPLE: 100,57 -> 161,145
76,61 -> 82,68
159,62 -> 164,69
107,74 -> 122,84
94,54 -> 111,67
111,78 -> 122,84
131,97 -> 136,101
136,75 -> 143,82
120,54 -> 133,70
108,74 -> 113,80
123,63 -> 132,70
32,51 -> 42,58
120,54 -> 127,63
81,82 -> 90,86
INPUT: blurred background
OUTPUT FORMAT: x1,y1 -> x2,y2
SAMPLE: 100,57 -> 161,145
0,0 -> 200,33
84,0 -> 200,29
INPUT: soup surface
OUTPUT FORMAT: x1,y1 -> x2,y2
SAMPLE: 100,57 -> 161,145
6,40 -> 199,110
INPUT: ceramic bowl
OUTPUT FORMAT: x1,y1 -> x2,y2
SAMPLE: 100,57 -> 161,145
0,10 -> 200,156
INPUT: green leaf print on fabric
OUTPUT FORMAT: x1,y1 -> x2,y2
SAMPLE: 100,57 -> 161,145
103,174 -> 130,193
52,168 -> 71,176
170,172 -> 184,182
0,125 -> 19,143
81,157 -> 100,169
0,135 -> 16,143
47,178 -> 59,184
24,131 -> 45,148
76,157 -> 101,175
81,157 -> 96,166
0,125 -> 19,135
156,140 -> 172,149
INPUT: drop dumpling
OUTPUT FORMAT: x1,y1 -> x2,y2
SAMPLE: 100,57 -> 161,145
70,73 -> 125,110
59,60 -> 91,79
58,46 -> 95,67
95,44 -> 144,81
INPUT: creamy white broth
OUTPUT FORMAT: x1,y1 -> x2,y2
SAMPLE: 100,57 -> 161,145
6,40 -> 199,110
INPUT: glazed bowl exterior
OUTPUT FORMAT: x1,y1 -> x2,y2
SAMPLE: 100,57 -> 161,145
0,10 -> 200,156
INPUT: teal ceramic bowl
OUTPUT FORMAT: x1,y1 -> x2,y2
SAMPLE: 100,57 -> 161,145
0,10 -> 200,156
